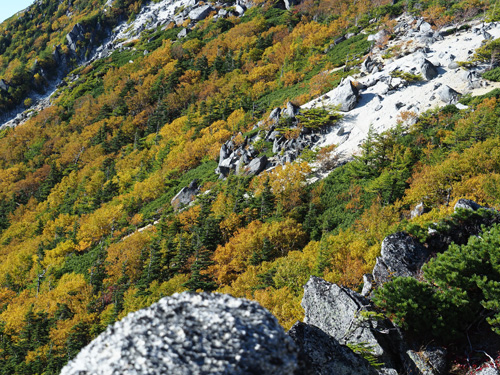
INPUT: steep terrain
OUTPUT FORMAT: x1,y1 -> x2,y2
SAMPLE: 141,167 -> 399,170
1,0 -> 500,373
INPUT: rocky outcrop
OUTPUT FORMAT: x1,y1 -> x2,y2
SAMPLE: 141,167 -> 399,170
66,23 -> 86,52
420,59 -> 438,80
215,101 -> 329,178
301,276 -> 415,374
288,322 -> 379,375
61,293 -> 301,375
171,179 -> 199,210
372,232 -> 430,284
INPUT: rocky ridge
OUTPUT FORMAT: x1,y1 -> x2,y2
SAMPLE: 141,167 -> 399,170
1,0 -> 256,129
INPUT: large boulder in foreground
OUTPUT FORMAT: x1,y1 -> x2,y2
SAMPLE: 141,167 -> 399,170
372,232 -> 430,284
61,293 -> 300,375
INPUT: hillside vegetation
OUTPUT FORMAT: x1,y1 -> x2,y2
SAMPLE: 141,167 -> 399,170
0,0 -> 500,373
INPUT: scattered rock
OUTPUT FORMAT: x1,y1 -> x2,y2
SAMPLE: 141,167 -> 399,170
438,85 -> 461,104
410,202 -> 425,218
177,28 -> 189,38
284,101 -> 300,117
234,4 -> 246,15
61,293 -> 301,375
288,322 -> 379,375
328,79 -> 360,112
171,180 -> 199,210
368,29 -> 389,43
419,21 -> 432,33
268,107 -> 281,123
188,5 -> 214,21
454,198 -> 483,212
372,232 -> 430,284
420,59 -> 439,80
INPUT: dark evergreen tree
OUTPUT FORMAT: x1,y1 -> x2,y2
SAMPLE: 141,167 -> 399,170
260,176 -> 275,220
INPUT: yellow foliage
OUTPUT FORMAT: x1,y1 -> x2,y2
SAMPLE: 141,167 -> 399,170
212,218 -> 307,285
106,230 -> 154,283
253,161 -> 311,213
247,64 -> 279,83
119,275 -> 189,319
253,286 -> 303,330
77,203 -> 125,248
42,240 -> 76,271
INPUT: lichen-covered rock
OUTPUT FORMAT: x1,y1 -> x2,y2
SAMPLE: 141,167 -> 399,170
301,277 -> 427,375
407,346 -> 447,375
61,293 -> 300,375
288,322 -> 379,375
302,277 -> 401,372
373,232 -> 430,284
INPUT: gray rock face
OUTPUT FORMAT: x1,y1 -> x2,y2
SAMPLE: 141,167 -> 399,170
438,85 -> 461,104
420,59 -> 438,80
373,232 -> 430,284
269,107 -> 281,123
66,23 -> 86,52
329,79 -> 359,112
177,28 -> 189,38
419,21 -> 432,33
454,198 -> 483,211
244,156 -> 268,176
234,4 -> 246,15
301,277 -> 428,375
410,202 -> 425,219
288,322 -> 379,375
0,79 -> 9,91
284,101 -> 300,117
302,277 -> 398,371
188,5 -> 214,21
171,179 -> 199,210
61,293 -> 300,375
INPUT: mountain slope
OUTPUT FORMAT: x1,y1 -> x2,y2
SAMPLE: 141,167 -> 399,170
0,0 -> 500,373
